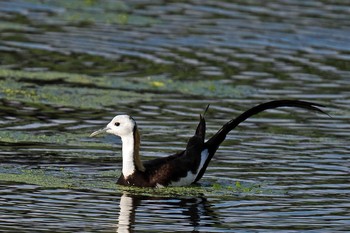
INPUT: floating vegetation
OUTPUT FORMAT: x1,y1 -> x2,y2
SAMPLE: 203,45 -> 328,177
118,180 -> 269,198
0,168 -> 74,189
0,130 -> 92,146
146,76 -> 258,98
0,68 -> 153,109
0,68 -> 257,110
24,0 -> 158,26
61,11 -> 158,26
0,22 -> 31,31
0,166 -> 272,197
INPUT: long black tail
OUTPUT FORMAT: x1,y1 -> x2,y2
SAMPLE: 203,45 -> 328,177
194,100 -> 327,183
205,100 -> 327,153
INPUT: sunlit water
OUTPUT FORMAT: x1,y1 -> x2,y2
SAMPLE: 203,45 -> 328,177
0,0 -> 349,232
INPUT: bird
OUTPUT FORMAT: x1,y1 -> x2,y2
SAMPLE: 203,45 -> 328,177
90,100 -> 327,188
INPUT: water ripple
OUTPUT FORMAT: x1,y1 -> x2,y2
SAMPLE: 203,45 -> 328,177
0,0 -> 350,232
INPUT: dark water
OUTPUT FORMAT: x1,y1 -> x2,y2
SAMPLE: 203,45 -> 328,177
0,0 -> 349,232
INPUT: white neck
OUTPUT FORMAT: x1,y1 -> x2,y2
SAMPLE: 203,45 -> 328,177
121,133 -> 136,178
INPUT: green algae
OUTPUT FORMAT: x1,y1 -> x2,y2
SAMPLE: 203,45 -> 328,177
0,69 -> 257,110
0,22 -> 30,31
0,68 -> 100,85
0,169 -> 74,189
0,130 -> 60,144
61,11 -> 157,26
0,165 -> 121,189
27,0 -> 130,13
0,167 -> 271,197
40,85 -> 150,108
0,69 -> 153,109
26,0 -> 157,26
0,130 -> 112,149
145,76 -> 257,98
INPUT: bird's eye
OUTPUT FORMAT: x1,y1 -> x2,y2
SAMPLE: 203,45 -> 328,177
115,122 -> 120,126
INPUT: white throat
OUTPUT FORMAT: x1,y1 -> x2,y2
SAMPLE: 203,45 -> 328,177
121,133 -> 136,178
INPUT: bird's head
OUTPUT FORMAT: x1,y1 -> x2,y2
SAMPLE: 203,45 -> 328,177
90,115 -> 136,138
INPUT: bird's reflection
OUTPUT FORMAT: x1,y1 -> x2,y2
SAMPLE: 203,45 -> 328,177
116,191 -> 218,232
117,193 -> 137,233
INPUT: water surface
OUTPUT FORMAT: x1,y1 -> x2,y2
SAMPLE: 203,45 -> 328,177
0,0 -> 349,232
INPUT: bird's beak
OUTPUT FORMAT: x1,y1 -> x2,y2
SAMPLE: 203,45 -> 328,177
90,127 -> 109,137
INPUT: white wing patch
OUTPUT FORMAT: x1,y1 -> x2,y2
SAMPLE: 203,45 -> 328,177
197,149 -> 209,175
169,149 -> 209,187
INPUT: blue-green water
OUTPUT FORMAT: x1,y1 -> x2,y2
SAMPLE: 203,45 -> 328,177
0,0 -> 349,232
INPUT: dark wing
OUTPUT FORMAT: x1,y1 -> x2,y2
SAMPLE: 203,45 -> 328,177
144,111 -> 208,186
194,104 -> 209,142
